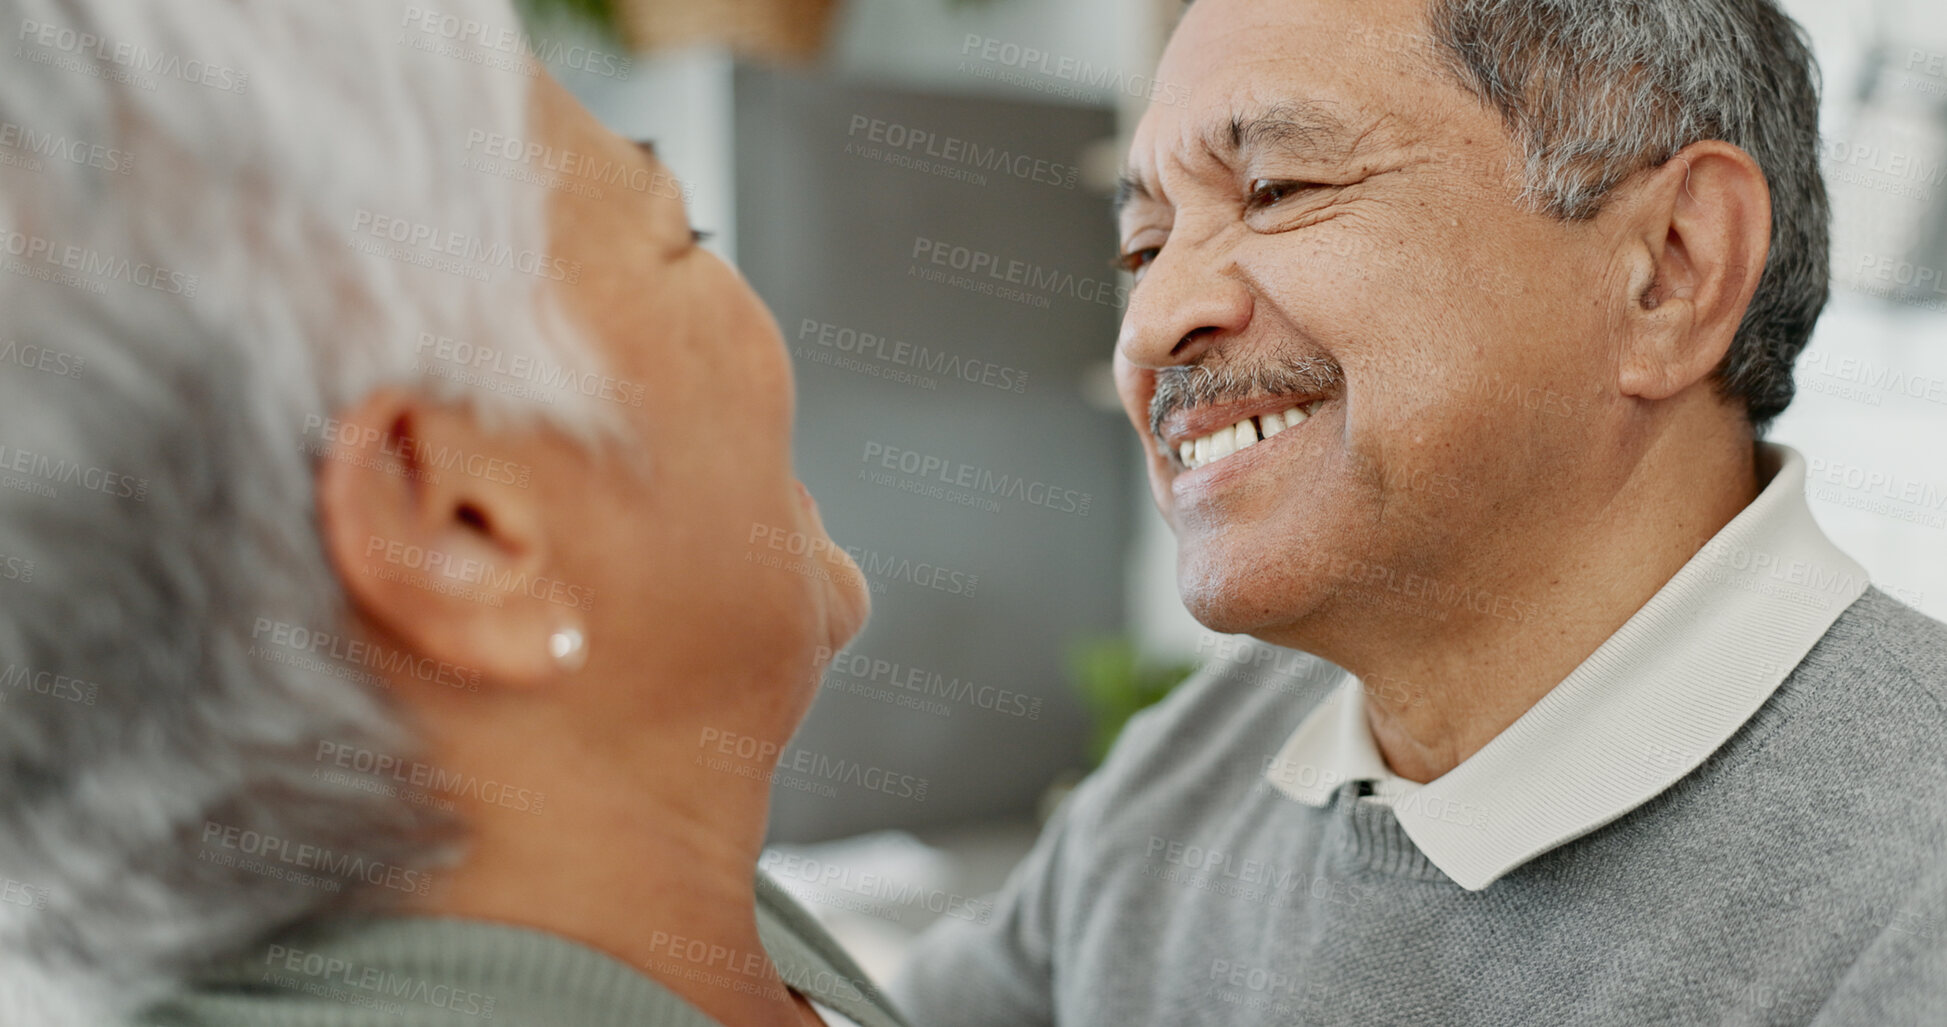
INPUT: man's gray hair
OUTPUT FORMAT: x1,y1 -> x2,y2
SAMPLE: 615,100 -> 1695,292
1426,0 -> 1827,434
0,0 -> 615,1021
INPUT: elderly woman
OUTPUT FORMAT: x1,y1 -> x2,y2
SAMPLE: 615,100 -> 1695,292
0,1 -> 898,1025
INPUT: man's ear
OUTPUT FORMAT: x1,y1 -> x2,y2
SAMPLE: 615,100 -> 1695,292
314,388 -> 580,692
1614,139 -> 1771,403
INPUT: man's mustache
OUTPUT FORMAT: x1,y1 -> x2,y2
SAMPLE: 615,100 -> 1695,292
1148,355 -> 1345,443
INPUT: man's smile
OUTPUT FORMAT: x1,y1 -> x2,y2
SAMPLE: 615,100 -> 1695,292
1164,396 -> 1328,471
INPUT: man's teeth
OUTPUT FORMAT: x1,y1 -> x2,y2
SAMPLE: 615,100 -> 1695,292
1177,404 -> 1312,470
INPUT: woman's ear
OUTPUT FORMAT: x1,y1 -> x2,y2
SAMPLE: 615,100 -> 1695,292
313,389 -> 586,693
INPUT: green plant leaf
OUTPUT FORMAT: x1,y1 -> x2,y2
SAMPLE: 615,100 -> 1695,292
515,0 -> 625,44
1064,636 -> 1199,766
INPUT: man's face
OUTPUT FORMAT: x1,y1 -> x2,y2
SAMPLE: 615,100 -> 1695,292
1115,0 -> 1625,644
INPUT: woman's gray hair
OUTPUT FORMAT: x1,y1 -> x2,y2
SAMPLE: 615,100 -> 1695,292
1426,0 -> 1828,434
0,0 -> 614,1020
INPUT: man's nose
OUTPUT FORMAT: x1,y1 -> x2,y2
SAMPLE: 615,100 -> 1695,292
1115,240 -> 1253,370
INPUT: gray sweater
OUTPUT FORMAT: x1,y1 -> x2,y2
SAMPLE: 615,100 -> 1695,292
141,872 -> 908,1027
891,587 -> 1947,1026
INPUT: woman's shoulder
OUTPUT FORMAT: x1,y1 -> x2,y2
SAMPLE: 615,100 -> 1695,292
137,888 -> 910,1027
756,872 -> 911,1027
134,914 -> 725,1027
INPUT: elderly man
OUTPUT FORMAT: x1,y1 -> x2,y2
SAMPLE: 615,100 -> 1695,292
893,0 -> 1947,1024
0,1 -> 896,1026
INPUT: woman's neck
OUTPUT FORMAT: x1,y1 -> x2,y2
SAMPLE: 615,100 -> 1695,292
399,705 -> 815,1026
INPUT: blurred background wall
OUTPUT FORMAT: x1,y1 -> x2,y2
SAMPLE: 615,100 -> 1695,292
524,0 -> 1947,983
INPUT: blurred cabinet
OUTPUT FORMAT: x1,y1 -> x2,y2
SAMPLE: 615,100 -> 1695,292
732,66 -> 1131,840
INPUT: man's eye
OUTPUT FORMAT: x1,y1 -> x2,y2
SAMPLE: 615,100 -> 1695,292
1246,179 -> 1310,210
1116,246 -> 1160,275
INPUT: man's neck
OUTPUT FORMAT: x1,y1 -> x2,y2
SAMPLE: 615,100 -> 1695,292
1299,431 -> 1761,784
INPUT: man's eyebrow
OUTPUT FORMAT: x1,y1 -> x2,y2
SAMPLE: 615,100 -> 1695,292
1113,103 -> 1359,220
1213,103 -> 1354,163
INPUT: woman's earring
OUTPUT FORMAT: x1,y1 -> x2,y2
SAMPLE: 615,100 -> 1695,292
548,626 -> 587,672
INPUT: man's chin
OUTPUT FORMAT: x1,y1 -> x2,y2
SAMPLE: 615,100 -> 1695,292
1177,580 -> 1320,639
1174,542 -> 1333,640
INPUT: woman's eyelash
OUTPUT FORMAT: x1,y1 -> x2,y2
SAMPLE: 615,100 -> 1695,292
691,228 -> 714,244
1115,247 -> 1159,274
